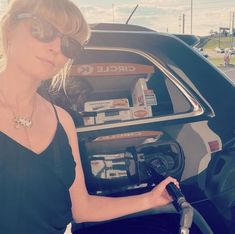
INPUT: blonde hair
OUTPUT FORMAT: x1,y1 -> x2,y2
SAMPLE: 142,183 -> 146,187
0,0 -> 90,88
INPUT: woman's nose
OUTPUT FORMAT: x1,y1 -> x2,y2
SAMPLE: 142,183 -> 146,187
48,36 -> 61,54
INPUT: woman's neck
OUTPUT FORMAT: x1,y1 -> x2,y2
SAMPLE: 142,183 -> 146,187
0,69 -> 41,109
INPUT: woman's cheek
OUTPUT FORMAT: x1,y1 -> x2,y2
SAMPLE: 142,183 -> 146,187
58,55 -> 69,67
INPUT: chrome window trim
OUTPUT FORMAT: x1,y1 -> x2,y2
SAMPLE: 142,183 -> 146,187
77,46 -> 204,133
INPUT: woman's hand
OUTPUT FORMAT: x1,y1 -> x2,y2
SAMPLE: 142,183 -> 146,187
148,176 -> 180,208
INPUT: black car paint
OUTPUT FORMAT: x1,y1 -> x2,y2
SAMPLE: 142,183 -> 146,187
84,28 -> 235,144
71,24 -> 235,234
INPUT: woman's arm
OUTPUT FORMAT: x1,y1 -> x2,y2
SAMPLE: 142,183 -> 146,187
57,107 -> 178,223
71,176 -> 177,223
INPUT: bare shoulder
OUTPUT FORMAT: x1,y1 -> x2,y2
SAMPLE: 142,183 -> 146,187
54,105 -> 76,135
38,95 -> 75,131
38,94 -> 77,143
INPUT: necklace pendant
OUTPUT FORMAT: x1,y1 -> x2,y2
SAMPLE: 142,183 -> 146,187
14,116 -> 32,129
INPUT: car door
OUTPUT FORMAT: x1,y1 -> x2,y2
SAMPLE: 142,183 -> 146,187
65,30 -> 222,197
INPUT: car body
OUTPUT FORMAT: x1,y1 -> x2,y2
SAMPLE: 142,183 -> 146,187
47,23 -> 235,234
231,47 -> 235,54
194,47 -> 209,58
215,47 -> 225,53
225,47 -> 235,55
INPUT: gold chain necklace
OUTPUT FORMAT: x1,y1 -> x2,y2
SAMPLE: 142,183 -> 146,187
0,91 -> 36,129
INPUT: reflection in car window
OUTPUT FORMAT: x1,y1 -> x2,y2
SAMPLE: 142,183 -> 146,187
52,49 -> 195,127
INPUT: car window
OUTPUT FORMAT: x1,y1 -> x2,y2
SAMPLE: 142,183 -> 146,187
65,49 -> 195,127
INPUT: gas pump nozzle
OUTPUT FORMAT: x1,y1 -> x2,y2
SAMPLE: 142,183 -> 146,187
166,182 -> 193,234
145,165 -> 194,234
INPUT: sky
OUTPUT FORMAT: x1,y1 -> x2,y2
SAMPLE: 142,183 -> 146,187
0,0 -> 234,36
74,0 -> 235,36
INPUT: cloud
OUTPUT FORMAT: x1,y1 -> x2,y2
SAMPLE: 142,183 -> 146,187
76,0 -> 235,36
80,5 -> 114,23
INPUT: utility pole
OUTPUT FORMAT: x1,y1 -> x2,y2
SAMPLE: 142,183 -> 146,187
232,12 -> 234,48
229,11 -> 232,48
219,27 -> 221,48
179,15 -> 181,33
190,0 -> 193,34
229,11 -> 232,33
112,4 -> 115,23
182,14 -> 185,34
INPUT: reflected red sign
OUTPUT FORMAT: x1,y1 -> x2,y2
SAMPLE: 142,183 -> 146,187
70,63 -> 154,76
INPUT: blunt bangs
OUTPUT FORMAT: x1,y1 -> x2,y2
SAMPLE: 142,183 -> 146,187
32,0 -> 90,45
9,0 -> 90,45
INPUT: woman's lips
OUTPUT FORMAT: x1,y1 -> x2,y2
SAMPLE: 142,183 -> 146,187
36,56 -> 55,66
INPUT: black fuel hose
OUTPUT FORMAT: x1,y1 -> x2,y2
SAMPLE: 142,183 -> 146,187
156,174 -> 193,234
145,165 -> 213,234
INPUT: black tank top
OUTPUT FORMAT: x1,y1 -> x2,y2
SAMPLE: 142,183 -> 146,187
0,105 -> 76,234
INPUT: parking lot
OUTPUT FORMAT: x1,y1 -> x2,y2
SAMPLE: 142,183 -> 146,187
219,65 -> 235,83
202,48 -> 235,82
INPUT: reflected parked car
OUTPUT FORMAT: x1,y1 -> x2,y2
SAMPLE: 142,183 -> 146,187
43,23 -> 235,234
225,47 -> 235,55
194,47 -> 209,58
215,47 -> 225,53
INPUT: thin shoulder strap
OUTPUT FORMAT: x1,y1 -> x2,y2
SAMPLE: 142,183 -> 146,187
51,103 -> 63,180
51,103 -> 60,123
39,80 -> 60,124
49,100 -> 63,179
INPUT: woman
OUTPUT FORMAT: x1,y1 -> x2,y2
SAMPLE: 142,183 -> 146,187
0,0 -> 179,233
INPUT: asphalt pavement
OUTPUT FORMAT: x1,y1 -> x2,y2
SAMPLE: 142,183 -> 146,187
218,65 -> 235,83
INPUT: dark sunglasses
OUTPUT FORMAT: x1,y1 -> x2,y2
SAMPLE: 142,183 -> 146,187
15,13 -> 84,59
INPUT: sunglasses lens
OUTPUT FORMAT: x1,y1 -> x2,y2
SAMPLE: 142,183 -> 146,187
26,15 -> 83,59
30,19 -> 56,42
61,37 -> 83,59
